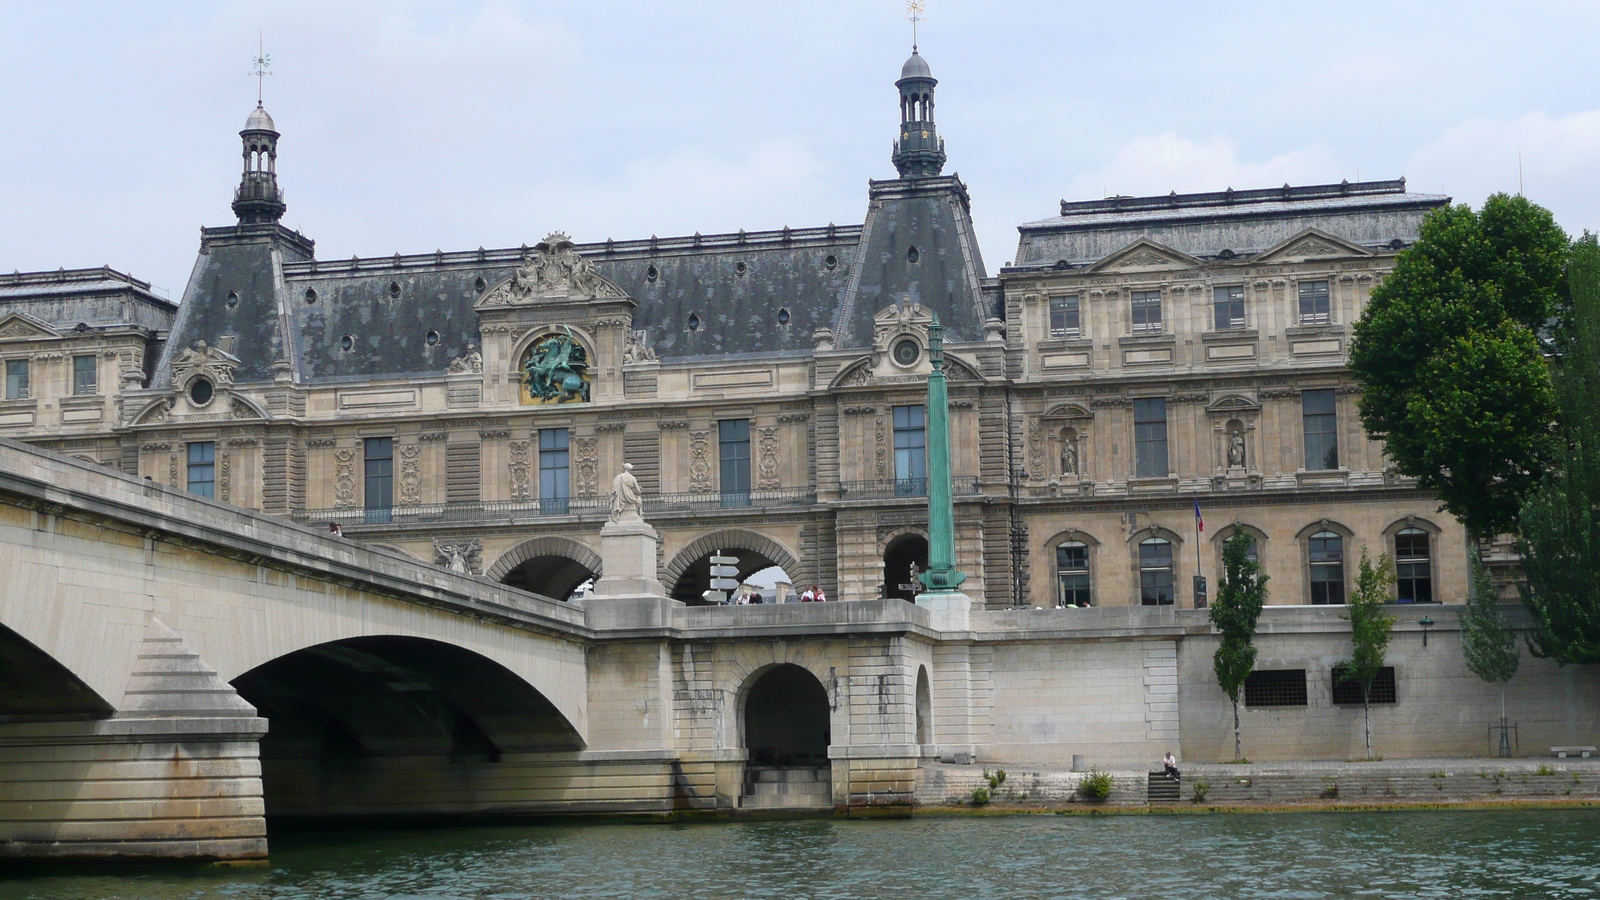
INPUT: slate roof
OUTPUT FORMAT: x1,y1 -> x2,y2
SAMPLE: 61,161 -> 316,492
0,266 -> 176,332
1012,179 -> 1450,269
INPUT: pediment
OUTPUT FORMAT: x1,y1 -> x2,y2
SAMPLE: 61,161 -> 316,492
1042,403 -> 1091,419
478,231 -> 628,308
0,313 -> 62,342
829,357 -> 876,389
1254,228 -> 1373,263
1207,394 -> 1260,414
1086,239 -> 1203,273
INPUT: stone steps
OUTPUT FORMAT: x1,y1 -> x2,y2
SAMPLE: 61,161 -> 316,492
1147,771 -> 1180,803
742,766 -> 832,809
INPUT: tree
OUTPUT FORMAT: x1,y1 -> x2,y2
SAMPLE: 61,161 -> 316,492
1349,194 -> 1568,539
1522,235 -> 1600,664
1210,531 -> 1268,762
1461,548 -> 1520,754
1338,549 -> 1397,760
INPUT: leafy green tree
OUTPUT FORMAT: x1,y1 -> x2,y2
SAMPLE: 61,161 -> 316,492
1349,194 -> 1568,539
1461,548 -> 1520,753
1338,549 -> 1397,760
1522,235 -> 1600,664
1210,531 -> 1268,762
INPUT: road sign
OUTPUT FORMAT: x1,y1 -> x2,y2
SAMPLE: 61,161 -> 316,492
709,555 -> 739,565
709,564 -> 739,578
710,578 -> 741,591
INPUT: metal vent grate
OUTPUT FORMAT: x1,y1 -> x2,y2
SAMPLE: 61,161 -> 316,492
1332,666 -> 1397,705
1243,669 -> 1307,707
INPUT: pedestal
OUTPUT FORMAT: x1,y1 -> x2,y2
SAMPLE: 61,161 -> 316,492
584,516 -> 681,630
916,589 -> 975,632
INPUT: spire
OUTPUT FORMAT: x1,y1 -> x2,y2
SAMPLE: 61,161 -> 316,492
891,47 -> 945,179
233,45 -> 284,224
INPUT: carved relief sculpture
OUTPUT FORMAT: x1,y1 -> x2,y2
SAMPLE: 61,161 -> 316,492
508,440 -> 532,500
1026,416 -> 1044,479
399,444 -> 421,505
689,432 -> 713,490
219,450 -> 231,502
521,327 -> 591,404
447,344 -> 483,374
334,448 -> 357,507
574,437 -> 599,496
622,329 -> 657,364
433,538 -> 482,575
875,416 -> 887,477
757,426 -> 781,489
480,232 -> 626,304
170,341 -> 240,389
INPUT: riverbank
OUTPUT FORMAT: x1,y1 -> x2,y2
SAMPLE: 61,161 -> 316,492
915,756 -> 1600,811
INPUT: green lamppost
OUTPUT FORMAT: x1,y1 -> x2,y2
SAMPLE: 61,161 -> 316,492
918,317 -> 966,594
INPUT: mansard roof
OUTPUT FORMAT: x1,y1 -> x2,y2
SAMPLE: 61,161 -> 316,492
1011,179 -> 1449,271
0,266 -> 176,333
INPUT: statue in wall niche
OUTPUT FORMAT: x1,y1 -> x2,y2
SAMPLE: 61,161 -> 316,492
447,344 -> 483,374
610,462 -> 644,522
1060,434 -> 1078,477
1228,429 -> 1246,468
522,327 -> 591,403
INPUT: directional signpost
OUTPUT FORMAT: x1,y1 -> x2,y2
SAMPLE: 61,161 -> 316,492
707,552 -> 740,603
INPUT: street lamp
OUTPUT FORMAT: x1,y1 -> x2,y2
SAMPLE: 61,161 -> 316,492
1419,615 -> 1435,647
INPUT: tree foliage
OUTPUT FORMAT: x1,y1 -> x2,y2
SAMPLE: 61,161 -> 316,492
1522,235 -> 1600,664
1211,531 -> 1268,761
1349,194 -> 1568,538
1339,549 -> 1397,759
1461,549 -> 1520,685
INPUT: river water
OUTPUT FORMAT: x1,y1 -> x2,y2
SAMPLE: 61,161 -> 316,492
4,809 -> 1600,899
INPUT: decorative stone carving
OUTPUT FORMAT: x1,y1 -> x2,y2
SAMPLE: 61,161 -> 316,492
230,397 -> 262,419
480,232 -> 625,304
1119,249 -> 1172,267
399,444 -> 422,505
433,538 -> 481,575
334,448 -> 357,507
574,437 -> 599,496
447,344 -> 483,374
168,449 -> 179,488
622,329 -> 657,364
170,341 -> 239,389
842,405 -> 878,416
688,432 -> 713,490
1026,416 -> 1044,480
219,450 -> 231,502
593,422 -> 626,433
657,419 -> 690,430
875,416 -> 887,477
610,463 -> 644,522
757,426 -> 780,489
306,438 -> 337,448
520,329 -> 592,404
508,440 -> 532,500
839,362 -> 874,387
777,413 -> 811,424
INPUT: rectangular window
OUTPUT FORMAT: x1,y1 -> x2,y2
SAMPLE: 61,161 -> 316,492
1213,285 -> 1245,330
364,437 -> 393,516
719,419 -> 751,506
1298,280 -> 1331,325
1056,542 -> 1091,607
539,428 -> 570,514
1133,397 -> 1169,477
72,355 -> 97,395
1395,529 -> 1433,603
186,441 -> 215,498
1332,666 -> 1397,705
1309,532 -> 1346,605
1244,670 -> 1308,708
892,404 -> 927,494
1049,296 -> 1081,338
1130,290 -> 1163,334
5,359 -> 28,400
1302,389 -> 1339,470
1139,538 -> 1175,606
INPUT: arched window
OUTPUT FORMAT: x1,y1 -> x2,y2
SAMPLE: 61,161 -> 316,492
1056,541 -> 1091,607
1139,538 -> 1174,606
1395,528 -> 1432,603
1309,531 -> 1345,605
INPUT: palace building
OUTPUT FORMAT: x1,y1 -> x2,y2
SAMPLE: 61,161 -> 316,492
0,50 -> 1465,610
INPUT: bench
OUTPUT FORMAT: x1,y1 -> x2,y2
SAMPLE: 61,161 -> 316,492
1552,746 -> 1596,758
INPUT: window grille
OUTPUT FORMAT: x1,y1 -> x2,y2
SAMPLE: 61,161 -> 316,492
1332,665 -> 1397,705
1244,669 -> 1308,707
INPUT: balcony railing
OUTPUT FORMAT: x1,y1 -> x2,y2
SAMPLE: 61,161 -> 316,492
294,486 -> 817,527
835,477 -> 980,500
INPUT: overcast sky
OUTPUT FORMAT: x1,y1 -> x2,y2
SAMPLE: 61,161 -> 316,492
3,1 -> 1598,300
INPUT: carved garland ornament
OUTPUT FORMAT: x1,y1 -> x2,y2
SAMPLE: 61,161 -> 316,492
334,448 -> 357,507
757,426 -> 781,490
508,440 -> 532,500
574,437 -> 599,496
399,444 -> 422,505
875,416 -> 888,477
688,432 -> 713,490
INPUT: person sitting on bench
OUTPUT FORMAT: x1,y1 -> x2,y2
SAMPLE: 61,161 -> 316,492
1163,752 -> 1180,783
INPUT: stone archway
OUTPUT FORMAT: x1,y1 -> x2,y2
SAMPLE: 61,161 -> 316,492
488,536 -> 603,601
663,529 -> 803,603
883,533 -> 929,601
739,663 -> 832,809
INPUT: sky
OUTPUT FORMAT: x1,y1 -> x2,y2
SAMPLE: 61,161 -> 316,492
3,1 -> 1599,301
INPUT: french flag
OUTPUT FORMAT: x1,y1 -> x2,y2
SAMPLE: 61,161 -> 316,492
1194,498 -> 1204,535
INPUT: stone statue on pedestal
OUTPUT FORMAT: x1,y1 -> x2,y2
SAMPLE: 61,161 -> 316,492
1060,436 -> 1077,476
610,463 -> 643,522
1228,430 -> 1246,468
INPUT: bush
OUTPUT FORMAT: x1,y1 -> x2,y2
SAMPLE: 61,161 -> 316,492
1077,768 -> 1113,802
971,786 -> 990,806
1190,780 -> 1210,803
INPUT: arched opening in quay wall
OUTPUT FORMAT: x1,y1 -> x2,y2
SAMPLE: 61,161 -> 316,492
740,663 -> 832,808
883,533 -> 929,601
232,636 -> 584,821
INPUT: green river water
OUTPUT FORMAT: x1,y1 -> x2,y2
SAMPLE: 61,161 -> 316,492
4,809 -> 1599,899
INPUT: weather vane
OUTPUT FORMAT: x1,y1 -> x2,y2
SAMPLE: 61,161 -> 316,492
906,0 -> 924,52
249,34 -> 272,107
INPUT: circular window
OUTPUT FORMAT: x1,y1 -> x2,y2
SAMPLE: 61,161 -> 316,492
473,276 -> 487,292
425,330 -> 440,346
646,265 -> 659,282
735,261 -> 747,275
777,308 -> 791,326
686,313 -> 701,332
907,246 -> 921,264
340,334 -> 355,352
824,254 -> 838,269
892,338 -> 921,367
389,282 -> 402,298
225,290 -> 239,308
188,377 -> 214,407
304,288 -> 317,304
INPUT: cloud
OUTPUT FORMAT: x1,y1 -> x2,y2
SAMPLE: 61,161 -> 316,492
1407,110 -> 1600,234
1064,132 -> 1349,202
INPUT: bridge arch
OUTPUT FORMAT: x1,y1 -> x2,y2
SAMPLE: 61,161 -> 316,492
0,621 -> 114,721
488,535 -> 603,600
664,529 -> 803,602
233,636 -> 585,818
